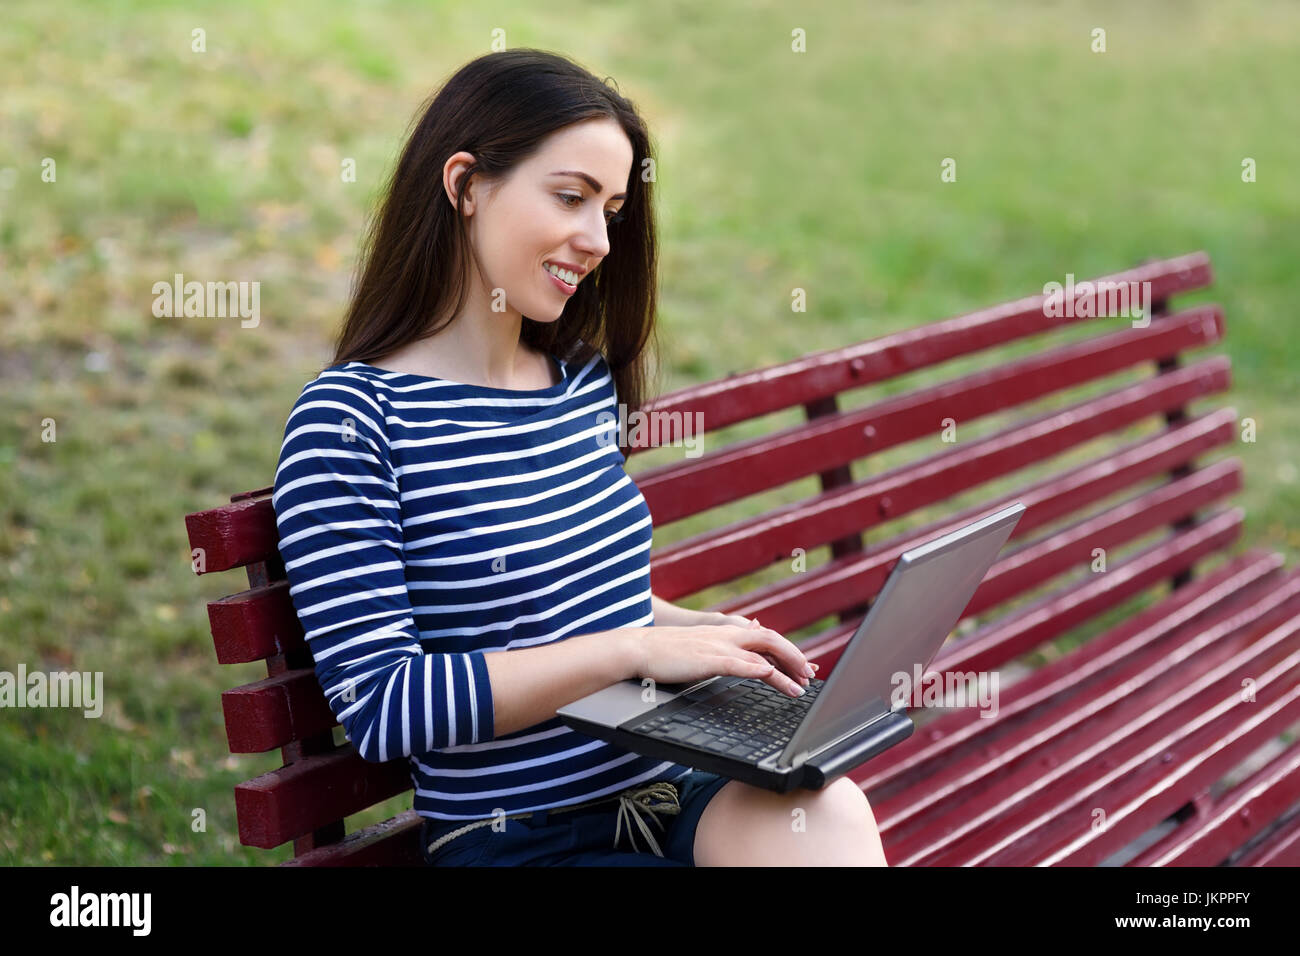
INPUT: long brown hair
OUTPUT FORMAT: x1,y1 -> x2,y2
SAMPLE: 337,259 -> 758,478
329,48 -> 662,422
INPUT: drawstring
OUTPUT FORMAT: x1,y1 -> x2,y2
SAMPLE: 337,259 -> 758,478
425,780 -> 683,859
613,782 -> 682,857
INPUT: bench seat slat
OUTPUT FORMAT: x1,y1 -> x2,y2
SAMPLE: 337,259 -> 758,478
893,603 -> 1300,865
996,646 -> 1300,867
1129,738 -> 1300,866
853,549 -> 1284,798
878,567 -> 1300,852
1229,799 -> 1300,866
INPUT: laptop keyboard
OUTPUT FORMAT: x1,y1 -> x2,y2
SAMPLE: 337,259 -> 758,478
629,677 -> 826,763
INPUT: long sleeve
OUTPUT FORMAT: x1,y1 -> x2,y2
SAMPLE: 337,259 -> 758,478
271,373 -> 495,762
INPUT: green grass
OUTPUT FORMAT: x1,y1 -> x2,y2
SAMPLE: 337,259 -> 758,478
2,0 -> 1298,865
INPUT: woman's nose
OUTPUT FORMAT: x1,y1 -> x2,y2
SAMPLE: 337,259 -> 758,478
574,212 -> 611,258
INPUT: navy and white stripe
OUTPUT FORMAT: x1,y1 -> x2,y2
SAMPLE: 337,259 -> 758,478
272,346 -> 692,820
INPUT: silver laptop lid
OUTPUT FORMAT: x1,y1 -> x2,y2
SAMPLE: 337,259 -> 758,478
774,502 -> 1025,770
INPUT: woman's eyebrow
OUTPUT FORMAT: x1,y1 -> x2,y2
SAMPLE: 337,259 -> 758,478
549,170 -> 627,201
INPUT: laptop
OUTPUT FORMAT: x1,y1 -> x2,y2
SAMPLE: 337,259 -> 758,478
557,502 -> 1026,793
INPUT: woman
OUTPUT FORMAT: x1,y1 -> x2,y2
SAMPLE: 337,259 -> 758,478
271,48 -> 888,866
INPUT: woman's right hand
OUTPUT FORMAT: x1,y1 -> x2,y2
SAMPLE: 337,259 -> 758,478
626,622 -> 814,697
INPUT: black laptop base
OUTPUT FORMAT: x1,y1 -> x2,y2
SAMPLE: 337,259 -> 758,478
559,702 -> 916,793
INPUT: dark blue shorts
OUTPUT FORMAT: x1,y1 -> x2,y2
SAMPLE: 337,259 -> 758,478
420,770 -> 731,867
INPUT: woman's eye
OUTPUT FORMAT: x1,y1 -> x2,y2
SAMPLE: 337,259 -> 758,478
559,192 -> 624,225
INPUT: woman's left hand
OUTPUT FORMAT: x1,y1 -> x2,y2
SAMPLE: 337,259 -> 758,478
698,611 -> 819,679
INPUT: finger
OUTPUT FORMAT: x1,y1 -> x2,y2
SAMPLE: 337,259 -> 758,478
724,624 -> 807,679
751,618 -> 809,680
760,654 -> 805,696
745,628 -> 813,682
722,654 -> 776,682
747,651 -> 805,696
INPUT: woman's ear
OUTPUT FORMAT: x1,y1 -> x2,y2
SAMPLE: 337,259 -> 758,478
443,151 -> 478,215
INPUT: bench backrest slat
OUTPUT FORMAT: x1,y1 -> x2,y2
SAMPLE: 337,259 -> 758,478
636,306 -> 1222,525
633,252 -> 1211,434
234,749 -> 412,849
649,357 -> 1231,598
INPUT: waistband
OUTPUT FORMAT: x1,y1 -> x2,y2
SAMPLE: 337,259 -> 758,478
424,780 -> 684,860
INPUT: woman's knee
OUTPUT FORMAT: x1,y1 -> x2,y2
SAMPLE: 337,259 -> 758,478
816,778 -> 872,828
821,778 -> 888,865
696,776 -> 886,865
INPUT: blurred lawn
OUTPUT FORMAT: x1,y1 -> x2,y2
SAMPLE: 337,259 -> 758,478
1,0 -> 1297,865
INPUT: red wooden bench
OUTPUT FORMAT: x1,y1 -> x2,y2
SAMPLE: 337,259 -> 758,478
185,249 -> 1300,865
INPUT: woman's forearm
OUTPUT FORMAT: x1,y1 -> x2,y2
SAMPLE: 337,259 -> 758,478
482,628 -> 639,737
483,599 -> 746,738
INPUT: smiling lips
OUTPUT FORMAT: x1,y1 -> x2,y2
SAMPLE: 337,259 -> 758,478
543,262 -> 578,294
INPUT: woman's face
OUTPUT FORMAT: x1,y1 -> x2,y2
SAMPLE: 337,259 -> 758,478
449,117 -> 634,323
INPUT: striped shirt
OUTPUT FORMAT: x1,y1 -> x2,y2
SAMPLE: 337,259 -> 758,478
272,344 -> 693,820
